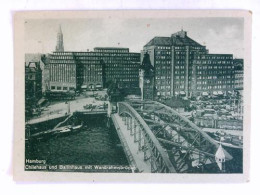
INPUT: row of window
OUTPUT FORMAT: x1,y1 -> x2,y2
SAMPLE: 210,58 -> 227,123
50,86 -> 75,91
197,85 -> 233,90
156,85 -> 171,90
175,71 -> 185,74
94,49 -> 129,53
235,74 -> 243,78
156,80 -> 171,85
175,76 -> 185,79
175,66 -> 186,70
194,60 -> 233,65
106,65 -> 138,68
50,60 -> 76,64
175,81 -> 185,84
197,71 -> 233,75
156,66 -> 171,70
156,61 -> 171,65
157,91 -> 171,96
75,52 -> 137,57
175,51 -> 187,55
156,51 -> 171,55
156,46 -> 171,50
175,85 -> 185,89
51,56 -> 74,60
175,56 -> 186,60
54,52 -> 139,57
198,55 -> 233,60
155,56 -> 171,60
197,65 -> 234,69
197,80 -> 234,84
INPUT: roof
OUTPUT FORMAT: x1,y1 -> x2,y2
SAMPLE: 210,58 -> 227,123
171,34 -> 203,47
25,66 -> 37,73
25,61 -> 42,72
144,30 -> 204,48
165,98 -> 189,108
144,37 -> 172,47
215,144 -> 226,160
50,52 -> 77,65
25,53 -> 45,70
94,47 -> 129,50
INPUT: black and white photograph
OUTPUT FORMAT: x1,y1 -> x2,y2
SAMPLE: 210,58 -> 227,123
13,10 -> 251,181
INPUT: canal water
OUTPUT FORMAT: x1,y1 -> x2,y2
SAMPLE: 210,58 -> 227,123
25,114 -> 242,173
25,115 -> 129,172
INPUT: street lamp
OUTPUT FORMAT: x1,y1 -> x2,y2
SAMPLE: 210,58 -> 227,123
65,101 -> 70,114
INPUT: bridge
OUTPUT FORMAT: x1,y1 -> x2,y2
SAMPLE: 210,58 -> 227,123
111,100 -> 233,173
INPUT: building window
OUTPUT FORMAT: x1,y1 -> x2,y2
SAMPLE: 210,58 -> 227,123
51,86 -> 55,90
57,87 -> 61,90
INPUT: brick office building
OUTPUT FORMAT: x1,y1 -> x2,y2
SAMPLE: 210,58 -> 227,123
93,47 -> 140,89
49,49 -> 140,92
191,54 -> 235,97
142,30 -> 238,98
143,30 -> 208,98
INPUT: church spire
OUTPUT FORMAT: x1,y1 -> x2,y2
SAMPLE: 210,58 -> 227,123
58,24 -> 62,34
55,25 -> 64,52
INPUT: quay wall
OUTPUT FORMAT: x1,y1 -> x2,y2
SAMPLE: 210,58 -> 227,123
27,112 -> 107,134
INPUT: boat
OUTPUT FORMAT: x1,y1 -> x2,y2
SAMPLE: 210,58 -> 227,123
27,122 -> 85,141
28,129 -> 57,141
59,127 -> 72,134
70,123 -> 84,134
54,123 -> 84,137
53,126 -> 72,137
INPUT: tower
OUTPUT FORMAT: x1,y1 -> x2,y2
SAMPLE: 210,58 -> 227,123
215,143 -> 226,171
139,52 -> 155,100
55,25 -> 64,52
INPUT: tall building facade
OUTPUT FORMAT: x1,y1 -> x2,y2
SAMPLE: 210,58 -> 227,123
233,59 -> 244,91
143,30 -> 237,98
191,54 -> 235,96
49,52 -> 78,91
143,30 -> 208,97
93,47 -> 140,89
49,49 -> 140,92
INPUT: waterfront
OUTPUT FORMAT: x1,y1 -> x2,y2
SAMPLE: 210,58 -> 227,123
25,97 -> 243,173
25,115 -> 130,172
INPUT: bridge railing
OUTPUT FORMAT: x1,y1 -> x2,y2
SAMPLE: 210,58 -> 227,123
128,100 -> 233,161
111,115 -> 138,172
117,102 -> 176,173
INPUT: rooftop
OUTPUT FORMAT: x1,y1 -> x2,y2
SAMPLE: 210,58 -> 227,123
144,37 -> 171,47
144,30 -> 204,48
94,47 -> 129,50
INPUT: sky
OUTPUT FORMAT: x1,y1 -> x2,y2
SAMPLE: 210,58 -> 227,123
24,17 -> 244,58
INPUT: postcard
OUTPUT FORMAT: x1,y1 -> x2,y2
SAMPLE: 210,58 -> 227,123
13,10 -> 251,182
